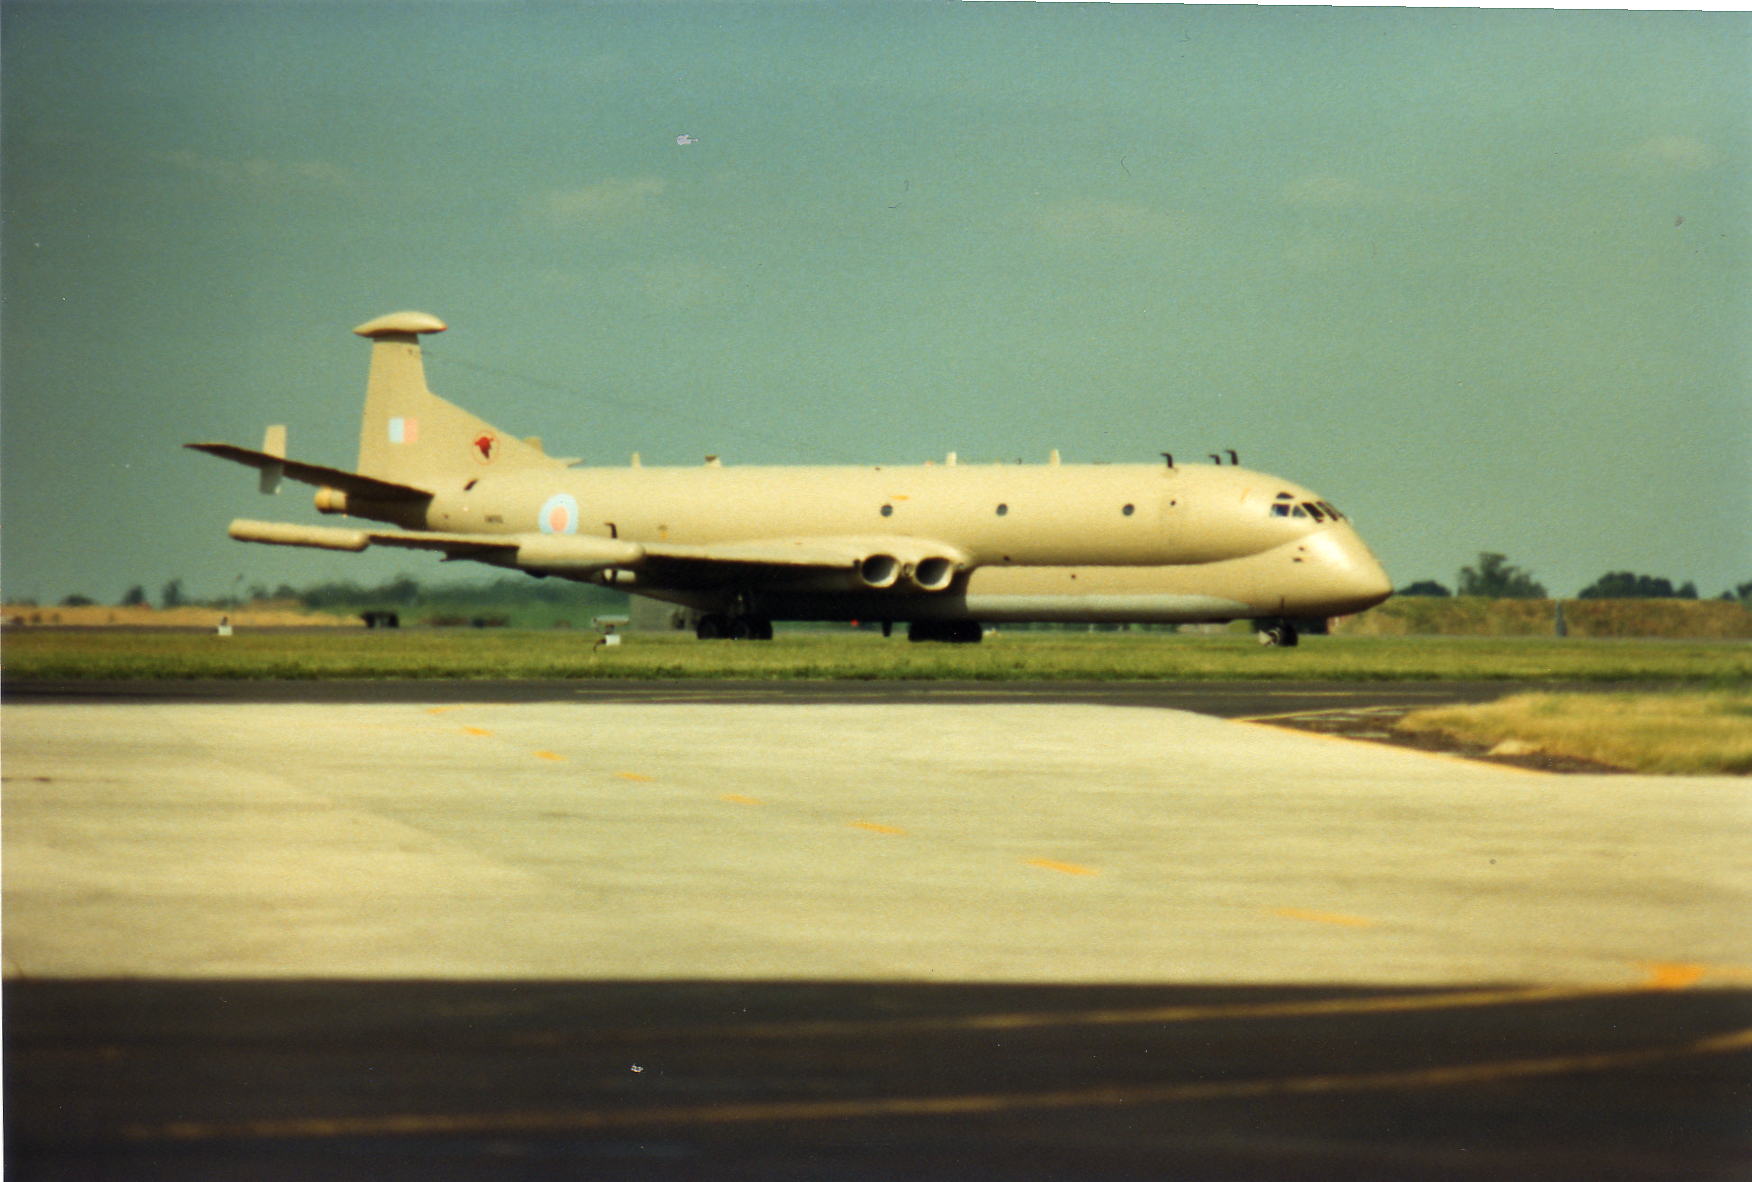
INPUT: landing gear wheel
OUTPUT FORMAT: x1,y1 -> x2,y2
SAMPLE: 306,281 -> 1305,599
907,620 -> 984,644
696,613 -> 731,640
727,616 -> 774,641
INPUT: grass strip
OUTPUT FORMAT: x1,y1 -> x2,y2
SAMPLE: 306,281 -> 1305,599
4,630 -> 1749,684
1396,690 -> 1752,774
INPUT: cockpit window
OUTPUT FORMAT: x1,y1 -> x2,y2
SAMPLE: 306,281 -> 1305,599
1270,494 -> 1345,523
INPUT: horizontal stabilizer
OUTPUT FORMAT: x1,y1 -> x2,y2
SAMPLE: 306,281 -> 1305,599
228,520 -> 370,551
226,520 -> 642,572
188,443 -> 433,502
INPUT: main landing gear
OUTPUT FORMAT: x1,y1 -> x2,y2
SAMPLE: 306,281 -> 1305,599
907,620 -> 984,644
694,613 -> 773,641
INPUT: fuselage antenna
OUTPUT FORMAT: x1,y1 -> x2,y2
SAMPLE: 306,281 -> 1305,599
1226,449 -> 1238,465
1160,452 -> 1174,469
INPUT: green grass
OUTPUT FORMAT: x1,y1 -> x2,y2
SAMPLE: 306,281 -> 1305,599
1397,690 -> 1752,774
4,629 -> 1748,683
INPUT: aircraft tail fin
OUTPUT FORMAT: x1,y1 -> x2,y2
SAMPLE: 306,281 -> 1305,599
353,312 -> 565,488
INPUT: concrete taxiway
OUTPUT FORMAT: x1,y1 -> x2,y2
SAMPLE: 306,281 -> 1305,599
6,693 -> 1750,1178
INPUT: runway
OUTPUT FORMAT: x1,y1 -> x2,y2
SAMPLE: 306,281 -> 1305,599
6,687 -> 1750,1178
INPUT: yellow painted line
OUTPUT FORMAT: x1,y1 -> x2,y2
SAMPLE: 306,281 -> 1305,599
425,706 -> 460,715
456,984 -> 1699,1050
1233,718 -> 1550,777
720,793 -> 763,806
461,726 -> 493,737
614,772 -> 653,782
127,1025 -> 1752,1142
1026,858 -> 1098,877
1273,907 -> 1376,929
851,821 -> 907,835
553,984 -> 1624,1043
533,751 -> 565,762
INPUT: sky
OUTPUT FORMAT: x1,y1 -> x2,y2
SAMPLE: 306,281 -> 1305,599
3,1 -> 1748,604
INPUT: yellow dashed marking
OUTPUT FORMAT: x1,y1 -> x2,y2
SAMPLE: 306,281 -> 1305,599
721,794 -> 763,806
533,751 -> 565,762
851,821 -> 906,836
1026,859 -> 1098,877
461,726 -> 493,737
1273,907 -> 1376,928
615,772 -> 654,782
425,707 -> 460,715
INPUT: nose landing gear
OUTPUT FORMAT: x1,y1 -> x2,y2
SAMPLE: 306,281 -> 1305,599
1254,620 -> 1300,647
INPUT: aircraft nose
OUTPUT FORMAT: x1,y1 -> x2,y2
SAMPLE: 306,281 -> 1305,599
1304,528 -> 1393,616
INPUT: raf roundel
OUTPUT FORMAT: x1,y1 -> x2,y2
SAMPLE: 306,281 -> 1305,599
538,493 -> 580,536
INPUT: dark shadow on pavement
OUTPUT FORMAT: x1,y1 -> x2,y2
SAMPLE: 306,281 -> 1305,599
9,978 -> 1750,1181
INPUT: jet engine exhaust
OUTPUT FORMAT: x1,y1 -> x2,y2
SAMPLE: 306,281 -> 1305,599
858,554 -> 901,589
909,556 -> 957,592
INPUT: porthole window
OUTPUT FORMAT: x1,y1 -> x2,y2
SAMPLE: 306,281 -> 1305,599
995,503 -> 1009,516
880,504 -> 894,517
1122,503 -> 1135,516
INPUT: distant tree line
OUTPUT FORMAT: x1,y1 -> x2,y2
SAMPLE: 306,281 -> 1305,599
1575,572 -> 1699,600
11,574 -> 621,613
1394,553 -> 1746,603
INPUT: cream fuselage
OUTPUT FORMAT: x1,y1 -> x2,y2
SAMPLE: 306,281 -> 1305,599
420,461 -> 1391,622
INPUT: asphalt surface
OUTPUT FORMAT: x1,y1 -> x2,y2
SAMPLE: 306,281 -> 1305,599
6,683 -> 1749,1180
11,979 -> 1750,1182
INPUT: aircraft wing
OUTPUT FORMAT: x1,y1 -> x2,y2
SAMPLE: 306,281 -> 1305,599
188,443 -> 432,502
635,536 -> 967,592
225,520 -> 967,591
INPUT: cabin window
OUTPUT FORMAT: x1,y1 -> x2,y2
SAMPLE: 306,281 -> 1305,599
996,503 -> 1009,516
880,504 -> 894,517
1122,503 -> 1135,516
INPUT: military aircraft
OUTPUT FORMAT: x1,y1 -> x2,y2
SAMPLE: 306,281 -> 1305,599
189,311 -> 1391,644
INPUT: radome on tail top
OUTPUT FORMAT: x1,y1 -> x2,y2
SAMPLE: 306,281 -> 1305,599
188,311 -> 1391,643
